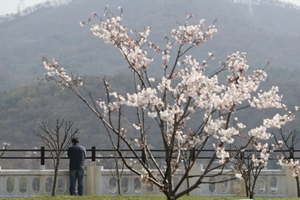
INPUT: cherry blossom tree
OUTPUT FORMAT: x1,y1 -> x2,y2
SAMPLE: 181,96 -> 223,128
231,143 -> 279,199
37,7 -> 298,200
275,129 -> 300,197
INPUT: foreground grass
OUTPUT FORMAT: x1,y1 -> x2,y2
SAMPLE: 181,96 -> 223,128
0,196 -> 299,200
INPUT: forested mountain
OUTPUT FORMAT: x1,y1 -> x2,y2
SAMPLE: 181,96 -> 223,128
0,0 -> 299,90
0,67 -> 299,150
0,0 -> 299,151
0,74 -> 162,149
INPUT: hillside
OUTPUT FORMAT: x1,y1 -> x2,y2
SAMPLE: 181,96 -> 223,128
0,74 -> 161,149
0,0 -> 299,91
0,68 -> 299,150
0,0 -> 299,153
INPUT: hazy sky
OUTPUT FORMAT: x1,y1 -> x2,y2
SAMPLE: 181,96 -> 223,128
0,0 -> 46,15
0,0 -> 300,15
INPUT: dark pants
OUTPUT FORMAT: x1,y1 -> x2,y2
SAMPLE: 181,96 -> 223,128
69,169 -> 84,196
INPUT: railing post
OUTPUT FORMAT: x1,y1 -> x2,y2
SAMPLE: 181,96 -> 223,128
92,146 -> 96,162
41,146 -> 45,166
289,147 -> 294,159
190,148 -> 195,161
240,151 -> 244,162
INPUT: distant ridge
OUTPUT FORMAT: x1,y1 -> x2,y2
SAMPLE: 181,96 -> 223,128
230,0 -> 300,10
1,0 -> 299,24
0,0 -> 299,91
0,0 -> 72,23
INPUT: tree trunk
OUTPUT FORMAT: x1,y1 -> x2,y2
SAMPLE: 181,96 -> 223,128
185,162 -> 190,196
166,193 -> 176,200
52,158 -> 60,196
245,181 -> 249,197
249,191 -> 254,199
296,176 -> 300,197
116,165 -> 121,195
186,176 -> 190,196
249,181 -> 255,199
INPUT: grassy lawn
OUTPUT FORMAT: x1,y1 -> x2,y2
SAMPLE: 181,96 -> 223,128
0,196 -> 298,200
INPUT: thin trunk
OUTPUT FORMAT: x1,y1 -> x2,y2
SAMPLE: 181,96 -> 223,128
245,179 -> 249,197
117,179 -> 121,194
52,158 -> 60,196
185,162 -> 190,196
116,163 -> 121,195
114,149 -> 121,195
167,195 -> 176,200
249,191 -> 254,199
296,176 -> 300,197
186,177 -> 190,196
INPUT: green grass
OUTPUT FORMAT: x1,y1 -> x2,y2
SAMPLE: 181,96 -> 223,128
0,196 -> 299,200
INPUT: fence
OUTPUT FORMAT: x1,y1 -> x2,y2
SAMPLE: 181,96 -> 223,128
2,147 -> 299,165
0,147 -> 299,198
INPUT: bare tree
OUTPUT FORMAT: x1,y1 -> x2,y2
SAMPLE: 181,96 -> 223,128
98,133 -> 128,195
37,7 -> 297,200
99,149 -> 127,194
33,119 -> 79,196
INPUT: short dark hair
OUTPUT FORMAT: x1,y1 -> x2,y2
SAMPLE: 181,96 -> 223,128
72,137 -> 79,144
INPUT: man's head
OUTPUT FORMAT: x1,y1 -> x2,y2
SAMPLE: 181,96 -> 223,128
72,137 -> 79,144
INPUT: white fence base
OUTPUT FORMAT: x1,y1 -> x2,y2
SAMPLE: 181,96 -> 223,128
0,164 -> 294,197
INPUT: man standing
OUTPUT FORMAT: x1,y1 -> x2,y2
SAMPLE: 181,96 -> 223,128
67,137 -> 86,196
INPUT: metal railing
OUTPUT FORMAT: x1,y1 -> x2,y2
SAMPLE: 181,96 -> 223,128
0,147 -> 298,197
1,147 -> 300,165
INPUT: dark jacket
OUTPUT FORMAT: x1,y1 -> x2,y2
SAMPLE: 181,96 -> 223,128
67,143 -> 86,170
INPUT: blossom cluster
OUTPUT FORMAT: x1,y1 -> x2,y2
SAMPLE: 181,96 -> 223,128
171,17 -> 217,46
42,57 -> 83,88
249,86 -> 282,109
252,144 -> 270,167
277,155 -> 300,177
82,8 -> 153,71
214,144 -> 230,164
